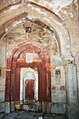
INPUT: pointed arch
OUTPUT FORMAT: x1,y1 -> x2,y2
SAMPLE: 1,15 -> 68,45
5,43 -> 51,111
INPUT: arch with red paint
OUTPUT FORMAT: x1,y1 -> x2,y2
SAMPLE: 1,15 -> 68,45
5,43 -> 51,110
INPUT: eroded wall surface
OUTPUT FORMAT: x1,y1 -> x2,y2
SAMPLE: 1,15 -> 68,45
0,0 -> 78,118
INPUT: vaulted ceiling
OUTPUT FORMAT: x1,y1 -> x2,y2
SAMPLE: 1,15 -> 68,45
0,0 -> 78,56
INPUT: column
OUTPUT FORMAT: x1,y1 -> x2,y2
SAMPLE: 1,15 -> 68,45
75,53 -> 79,118
5,70 -> 11,113
66,62 -> 78,119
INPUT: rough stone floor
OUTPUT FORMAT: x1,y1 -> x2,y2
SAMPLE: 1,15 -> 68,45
0,111 -> 68,119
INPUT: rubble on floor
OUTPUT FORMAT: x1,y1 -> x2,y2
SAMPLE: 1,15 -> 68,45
0,111 -> 68,119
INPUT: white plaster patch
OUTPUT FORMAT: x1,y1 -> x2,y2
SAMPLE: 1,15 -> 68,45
66,45 -> 70,49
13,20 -> 22,27
51,0 -> 73,9
5,20 -> 22,34
69,13 -> 74,18
29,0 -> 73,13
6,51 -> 12,58
27,14 -> 37,19
9,4 -> 20,11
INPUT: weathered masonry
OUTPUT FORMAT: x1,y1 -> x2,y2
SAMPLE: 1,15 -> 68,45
0,0 -> 79,119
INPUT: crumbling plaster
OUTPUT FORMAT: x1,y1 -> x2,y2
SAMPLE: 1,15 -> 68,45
0,1 -> 73,58
0,0 -> 78,118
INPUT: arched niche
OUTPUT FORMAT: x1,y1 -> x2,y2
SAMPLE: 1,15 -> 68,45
20,67 -> 38,102
5,43 -> 51,112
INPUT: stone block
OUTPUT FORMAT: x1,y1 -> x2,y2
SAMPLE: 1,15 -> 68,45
67,103 -> 78,119
23,105 -> 29,111
0,91 -> 5,101
0,102 -> 4,112
5,102 -> 10,113
52,90 -> 66,103
51,103 -> 66,114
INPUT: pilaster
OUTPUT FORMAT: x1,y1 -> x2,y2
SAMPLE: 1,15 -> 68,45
65,59 -> 78,119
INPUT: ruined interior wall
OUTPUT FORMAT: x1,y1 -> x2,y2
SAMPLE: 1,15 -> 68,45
30,0 -> 78,114
3,21 -> 66,113
0,0 -> 78,114
0,41 -> 6,112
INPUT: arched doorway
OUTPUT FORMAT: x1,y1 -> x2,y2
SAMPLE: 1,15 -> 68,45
5,43 -> 51,112
25,79 -> 34,100
20,68 -> 38,102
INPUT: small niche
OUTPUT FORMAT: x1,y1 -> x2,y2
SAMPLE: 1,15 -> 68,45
0,69 -> 1,76
55,69 -> 61,79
